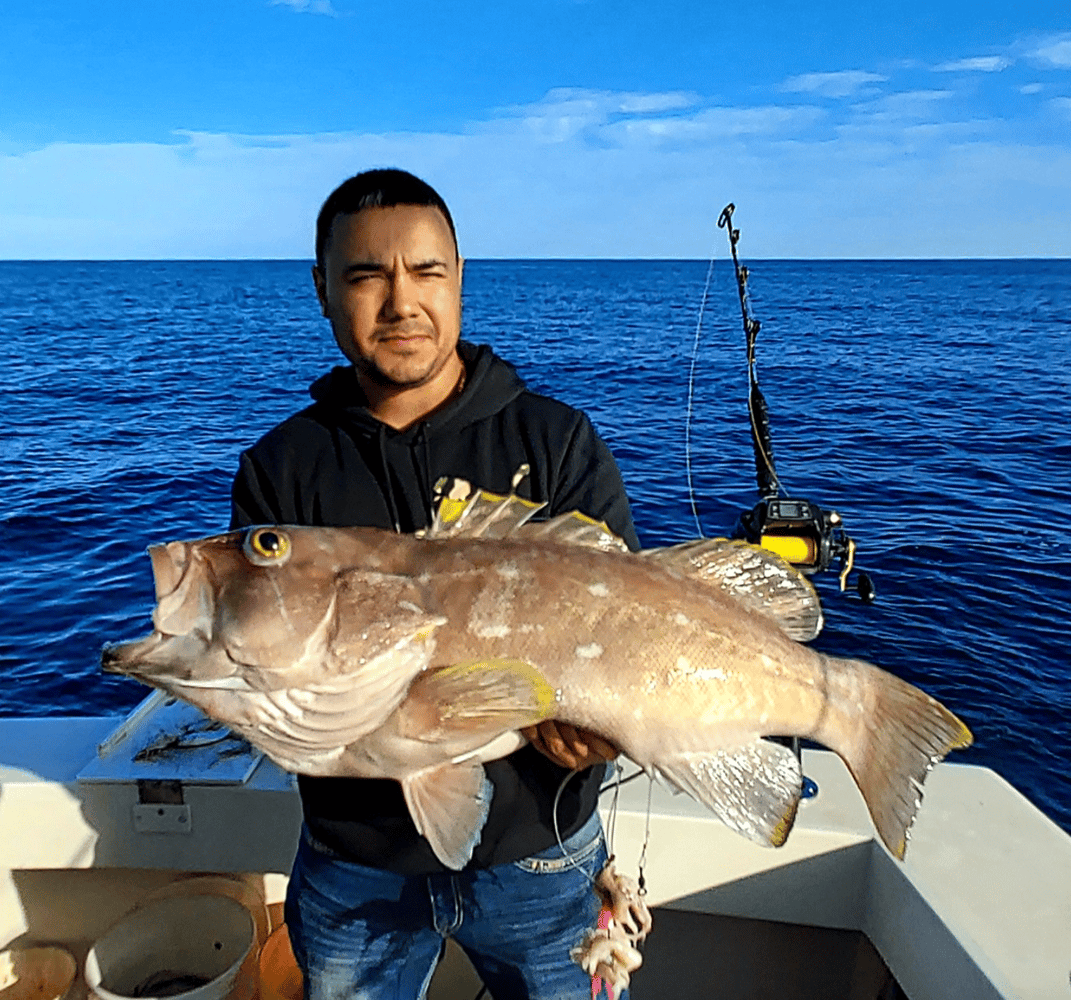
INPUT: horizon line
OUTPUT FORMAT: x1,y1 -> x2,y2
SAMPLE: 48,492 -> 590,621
1,256 -> 1068,264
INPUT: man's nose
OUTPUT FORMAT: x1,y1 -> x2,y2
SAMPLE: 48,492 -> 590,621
383,269 -> 420,318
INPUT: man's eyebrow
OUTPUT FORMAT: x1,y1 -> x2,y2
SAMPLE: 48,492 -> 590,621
341,260 -> 385,275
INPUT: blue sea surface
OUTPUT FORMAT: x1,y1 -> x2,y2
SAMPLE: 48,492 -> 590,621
1,258 -> 1068,833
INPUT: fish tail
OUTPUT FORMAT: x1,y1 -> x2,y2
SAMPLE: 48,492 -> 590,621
817,656 -> 973,859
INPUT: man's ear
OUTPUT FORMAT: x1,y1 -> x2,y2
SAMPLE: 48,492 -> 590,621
312,264 -> 329,317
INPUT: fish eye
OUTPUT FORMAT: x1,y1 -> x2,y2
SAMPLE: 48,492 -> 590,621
243,528 -> 292,567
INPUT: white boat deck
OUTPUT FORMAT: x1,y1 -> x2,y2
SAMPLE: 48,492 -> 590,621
1,713 -> 1068,999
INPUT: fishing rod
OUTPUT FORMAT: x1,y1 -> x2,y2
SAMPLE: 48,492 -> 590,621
718,203 -> 876,603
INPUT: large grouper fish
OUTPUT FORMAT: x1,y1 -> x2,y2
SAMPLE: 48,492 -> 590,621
103,472 -> 972,869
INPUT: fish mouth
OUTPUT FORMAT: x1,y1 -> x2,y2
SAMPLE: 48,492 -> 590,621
101,633 -> 164,674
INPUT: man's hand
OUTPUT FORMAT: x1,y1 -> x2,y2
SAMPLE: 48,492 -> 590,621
521,720 -> 619,770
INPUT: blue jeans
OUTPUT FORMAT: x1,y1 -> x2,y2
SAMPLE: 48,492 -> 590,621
284,811 -> 619,1000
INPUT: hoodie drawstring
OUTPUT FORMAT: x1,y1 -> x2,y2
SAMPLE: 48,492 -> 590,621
376,426 -> 402,533
417,425 -> 434,524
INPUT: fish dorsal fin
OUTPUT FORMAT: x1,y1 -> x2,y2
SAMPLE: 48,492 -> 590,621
519,511 -> 629,552
425,468 -> 545,540
642,538 -> 823,641
425,466 -> 629,552
656,740 -> 802,848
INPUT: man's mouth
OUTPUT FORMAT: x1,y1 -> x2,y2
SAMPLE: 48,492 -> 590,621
378,323 -> 431,344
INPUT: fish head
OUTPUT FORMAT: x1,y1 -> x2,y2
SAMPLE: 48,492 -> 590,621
103,526 -> 352,691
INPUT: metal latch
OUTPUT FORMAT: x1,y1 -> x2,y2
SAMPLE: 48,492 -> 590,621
133,779 -> 192,834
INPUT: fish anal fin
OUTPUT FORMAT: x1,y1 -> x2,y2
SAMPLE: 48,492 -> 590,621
642,539 -> 823,642
402,762 -> 493,869
655,741 -> 802,848
401,658 -> 557,742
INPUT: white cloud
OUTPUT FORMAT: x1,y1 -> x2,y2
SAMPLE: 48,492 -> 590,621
1020,83 -> 1044,94
617,92 -> 700,114
1031,35 -> 1071,68
604,104 -> 823,144
934,56 -> 1010,73
269,0 -> 337,15
780,70 -> 887,98
850,89 -> 954,122
487,89 -> 819,147
487,88 -> 701,142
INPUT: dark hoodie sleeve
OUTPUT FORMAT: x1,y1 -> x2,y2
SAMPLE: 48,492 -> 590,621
551,413 -> 640,552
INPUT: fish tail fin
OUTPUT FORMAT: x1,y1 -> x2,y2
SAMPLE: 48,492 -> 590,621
820,656 -> 973,859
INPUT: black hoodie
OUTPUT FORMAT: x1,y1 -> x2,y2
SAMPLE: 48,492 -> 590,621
230,341 -> 639,873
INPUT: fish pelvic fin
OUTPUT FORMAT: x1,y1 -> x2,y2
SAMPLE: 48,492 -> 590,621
401,658 -> 558,742
641,539 -> 823,642
820,657 -> 973,860
655,741 -> 802,848
425,469 -> 628,551
402,761 -> 493,869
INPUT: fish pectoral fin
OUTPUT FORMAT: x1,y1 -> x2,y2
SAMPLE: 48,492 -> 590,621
400,658 -> 557,742
402,762 -> 493,870
655,741 -> 802,848
641,539 -> 823,642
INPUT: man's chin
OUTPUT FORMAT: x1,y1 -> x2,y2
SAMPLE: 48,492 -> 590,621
361,355 -> 440,390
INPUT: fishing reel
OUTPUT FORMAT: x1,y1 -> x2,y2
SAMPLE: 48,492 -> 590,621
736,496 -> 875,602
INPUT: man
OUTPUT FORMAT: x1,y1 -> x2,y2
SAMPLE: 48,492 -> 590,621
231,168 -> 640,999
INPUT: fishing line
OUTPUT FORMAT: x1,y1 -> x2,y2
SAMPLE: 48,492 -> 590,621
599,763 -> 648,792
602,760 -> 625,855
685,252 -> 718,539
552,768 -> 599,885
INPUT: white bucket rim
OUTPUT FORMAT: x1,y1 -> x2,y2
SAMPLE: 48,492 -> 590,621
85,894 -> 254,1000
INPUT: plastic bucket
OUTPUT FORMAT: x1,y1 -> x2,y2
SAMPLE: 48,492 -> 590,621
0,946 -> 76,1000
85,894 -> 255,1000
140,876 -> 268,1000
258,926 -> 302,1000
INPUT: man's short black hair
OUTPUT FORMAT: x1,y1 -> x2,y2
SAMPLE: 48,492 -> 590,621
315,168 -> 458,267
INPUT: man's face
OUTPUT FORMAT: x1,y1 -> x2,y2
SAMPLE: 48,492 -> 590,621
314,205 -> 463,389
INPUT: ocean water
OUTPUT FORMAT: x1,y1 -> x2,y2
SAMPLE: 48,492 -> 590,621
1,258 -> 1068,833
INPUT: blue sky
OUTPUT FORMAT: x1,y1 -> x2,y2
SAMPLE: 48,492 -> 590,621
2,1 -> 1069,258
